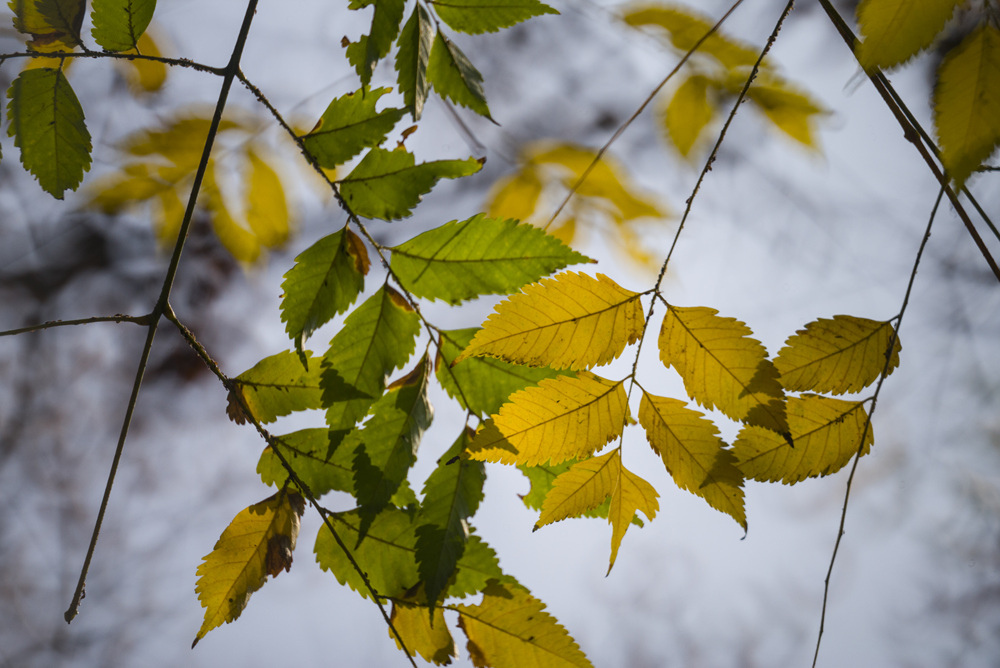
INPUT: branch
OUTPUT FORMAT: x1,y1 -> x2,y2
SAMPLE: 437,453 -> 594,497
0,313 -> 152,337
0,48 -> 225,75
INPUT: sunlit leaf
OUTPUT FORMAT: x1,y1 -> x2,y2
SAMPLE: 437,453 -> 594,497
638,391 -> 745,529
301,87 -> 405,169
193,490 -> 304,647
457,272 -> 644,370
437,328 -> 570,417
346,0 -> 406,87
280,226 -> 369,347
934,24 -> 1000,188
606,450 -> 658,572
245,148 -> 290,248
91,0 -> 156,51
7,68 -> 91,198
227,350 -> 323,424
395,4 -> 435,119
774,315 -> 901,394
455,580 -> 593,668
389,600 -> 456,665
427,30 -> 491,117
467,373 -> 628,466
391,214 -> 592,304
665,74 -> 714,157
621,4 -> 759,69
203,165 -> 261,263
734,395 -> 873,484
339,148 -> 483,220
430,0 -> 558,35
659,305 -> 788,436
257,428 -> 354,497
856,0 -> 961,70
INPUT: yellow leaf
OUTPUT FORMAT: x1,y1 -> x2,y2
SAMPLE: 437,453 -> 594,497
204,165 -> 261,263
621,4 -> 759,69
467,373 -> 628,466
389,601 -> 456,665
934,24 -> 1000,188
774,315 -> 901,394
664,74 -> 715,157
456,272 -> 645,370
455,581 -> 593,668
734,395 -> 873,484
607,449 -> 658,573
744,71 -> 827,148
153,187 -> 185,247
245,148 -> 291,248
88,163 -> 169,213
122,31 -> 169,92
856,0 -> 961,70
659,305 -> 789,435
192,490 -> 305,647
638,391 -> 745,529
485,167 -> 544,223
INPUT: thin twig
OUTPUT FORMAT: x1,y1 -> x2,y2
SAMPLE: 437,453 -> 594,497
811,186 -> 944,667
542,0 -> 746,231
64,0 -> 262,624
0,313 -> 152,337
0,48 -> 225,75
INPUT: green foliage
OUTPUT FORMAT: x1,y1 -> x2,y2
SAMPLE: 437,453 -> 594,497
427,30 -> 491,117
300,87 -> 405,169
429,0 -> 558,35
90,0 -> 156,51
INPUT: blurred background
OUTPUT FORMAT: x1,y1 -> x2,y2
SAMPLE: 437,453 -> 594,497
1,0 -> 998,666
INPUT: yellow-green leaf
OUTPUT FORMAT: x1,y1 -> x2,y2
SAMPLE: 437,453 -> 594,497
466,373 -> 628,466
744,71 -> 826,148
659,305 -> 788,435
10,0 -> 85,51
774,315 -> 901,394
121,31 -> 168,92
621,4 -> 759,69
638,391 -> 745,529
192,490 -> 305,647
734,395 -> 873,484
389,601 -> 456,665
856,0 -> 961,70
456,272 -> 644,370
485,167 -> 544,223
664,74 -> 714,157
934,24 -> 1000,188
455,581 -> 593,668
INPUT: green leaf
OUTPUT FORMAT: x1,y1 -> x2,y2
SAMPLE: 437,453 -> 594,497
322,286 -> 422,443
91,0 -> 156,51
395,4 -> 435,120
316,508 -> 508,601
427,30 -> 491,117
934,24 -> 1000,188
280,226 -> 370,349
352,357 -> 434,541
390,214 -> 592,304
301,87 -> 406,169
415,428 -> 486,606
346,0 -> 406,87
429,0 -> 558,35
227,351 -> 324,425
437,328 -> 570,417
856,0 -> 961,70
339,148 -> 483,221
7,68 -> 92,198
257,428 -> 355,497
10,0 -> 84,50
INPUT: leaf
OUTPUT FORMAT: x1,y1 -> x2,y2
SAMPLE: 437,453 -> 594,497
245,148 -> 290,248
346,0 -> 406,87
227,351 -> 324,424
121,31 -> 167,92
7,68 -> 92,198
457,272 -> 645,370
322,286 -> 421,441
339,148 -> 483,221
484,168 -> 544,223
430,0 -> 558,35
774,315 -> 901,394
518,461 -> 643,527
744,71 -> 826,148
856,0 -> 961,70
934,24 -> 1000,188
193,490 -> 305,647
665,74 -> 714,157
437,328 -> 570,417
638,392 -> 745,529
621,4 -> 759,69
91,0 -> 156,51
455,581 -> 593,668
415,428 -> 486,605
466,373 -> 628,466
316,508 -> 508,601
395,4 -> 435,119
659,305 -> 788,436
203,164 -> 261,263
389,600 -> 456,665
390,214 -> 592,304
279,226 -> 370,347
427,30 -> 491,117
352,356 -> 434,540
301,87 -> 405,169
11,0 -> 85,50
734,395 -> 874,484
